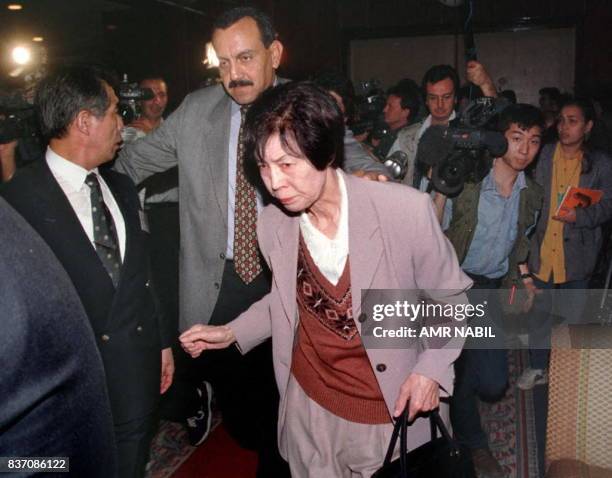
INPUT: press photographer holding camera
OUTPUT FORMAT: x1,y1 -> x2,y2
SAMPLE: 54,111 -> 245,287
387,64 -> 460,189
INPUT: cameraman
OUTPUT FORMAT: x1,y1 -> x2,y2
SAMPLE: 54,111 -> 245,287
127,77 -> 168,136
314,71 -> 390,181
445,103 -> 545,478
371,79 -> 420,160
390,62 -> 495,189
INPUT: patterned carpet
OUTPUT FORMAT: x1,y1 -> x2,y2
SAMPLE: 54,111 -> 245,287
146,413 -> 222,478
145,421 -> 195,478
479,350 -> 540,478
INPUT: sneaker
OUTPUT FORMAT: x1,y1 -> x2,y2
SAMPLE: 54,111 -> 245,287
471,447 -> 505,478
186,381 -> 213,446
516,368 -> 548,390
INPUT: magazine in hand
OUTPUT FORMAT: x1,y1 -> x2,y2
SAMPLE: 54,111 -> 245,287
555,186 -> 603,219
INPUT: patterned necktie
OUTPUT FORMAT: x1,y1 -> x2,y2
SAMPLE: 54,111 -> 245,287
86,173 -> 122,288
233,105 -> 263,284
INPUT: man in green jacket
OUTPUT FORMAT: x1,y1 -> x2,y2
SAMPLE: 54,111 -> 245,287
445,104 -> 544,478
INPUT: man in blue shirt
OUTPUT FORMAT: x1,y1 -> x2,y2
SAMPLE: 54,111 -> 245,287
445,104 -> 545,478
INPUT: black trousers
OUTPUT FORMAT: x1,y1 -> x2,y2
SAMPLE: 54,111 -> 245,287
203,261 -> 290,478
450,273 -> 508,450
115,411 -> 158,478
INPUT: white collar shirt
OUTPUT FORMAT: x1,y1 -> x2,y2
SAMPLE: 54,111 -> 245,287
46,147 -> 126,260
299,170 -> 349,286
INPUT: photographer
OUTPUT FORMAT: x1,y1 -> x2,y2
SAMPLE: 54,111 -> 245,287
445,103 -> 545,478
371,79 -> 420,160
389,65 -> 459,188
131,77 -> 168,134
0,98 -> 44,180
314,70 -> 390,181
390,62 -> 495,190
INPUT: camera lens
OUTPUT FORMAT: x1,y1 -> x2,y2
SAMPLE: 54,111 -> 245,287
119,103 -> 135,124
432,157 -> 466,197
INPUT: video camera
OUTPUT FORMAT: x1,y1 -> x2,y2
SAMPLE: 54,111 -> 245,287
0,93 -> 39,143
415,96 -> 509,196
350,79 -> 389,140
118,74 -> 154,124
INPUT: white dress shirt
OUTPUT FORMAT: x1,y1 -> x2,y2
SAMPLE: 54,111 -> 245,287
46,147 -> 126,260
299,171 -> 349,286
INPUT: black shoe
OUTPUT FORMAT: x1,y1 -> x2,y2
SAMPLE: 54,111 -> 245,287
471,447 -> 505,478
186,381 -> 213,446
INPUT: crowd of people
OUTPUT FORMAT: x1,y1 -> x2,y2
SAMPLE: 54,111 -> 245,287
1,5 -> 611,478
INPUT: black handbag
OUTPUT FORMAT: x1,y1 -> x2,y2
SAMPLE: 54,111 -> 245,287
372,409 -> 474,478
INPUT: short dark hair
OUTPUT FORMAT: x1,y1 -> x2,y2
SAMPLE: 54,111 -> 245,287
139,75 -> 166,85
497,103 -> 545,133
35,65 -> 116,139
387,78 -> 420,118
213,7 -> 276,47
421,65 -> 460,96
313,70 -> 353,106
243,81 -> 345,173
313,70 -> 355,120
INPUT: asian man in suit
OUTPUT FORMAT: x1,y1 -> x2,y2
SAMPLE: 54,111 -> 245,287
1,65 -> 174,478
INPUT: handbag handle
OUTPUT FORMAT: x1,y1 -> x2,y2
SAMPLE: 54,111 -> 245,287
381,409 -> 461,472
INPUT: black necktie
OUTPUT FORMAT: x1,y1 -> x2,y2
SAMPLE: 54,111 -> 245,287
86,173 -> 121,287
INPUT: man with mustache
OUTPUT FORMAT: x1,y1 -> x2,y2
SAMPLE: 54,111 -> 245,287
115,6 -> 389,476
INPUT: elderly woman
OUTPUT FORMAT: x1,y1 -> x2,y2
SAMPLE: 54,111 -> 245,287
180,82 -> 471,477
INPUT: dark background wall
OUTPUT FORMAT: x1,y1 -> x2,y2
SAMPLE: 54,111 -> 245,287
1,0 -> 611,109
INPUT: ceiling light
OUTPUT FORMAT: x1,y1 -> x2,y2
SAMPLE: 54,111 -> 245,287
12,46 -> 31,65
32,36 -> 44,42
7,4 -> 23,10
203,42 -> 219,68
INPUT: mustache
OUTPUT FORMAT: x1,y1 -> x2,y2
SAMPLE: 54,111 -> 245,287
229,79 -> 254,88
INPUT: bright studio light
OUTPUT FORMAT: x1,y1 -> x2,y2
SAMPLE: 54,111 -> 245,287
203,42 -> 219,68
7,4 -> 23,10
12,46 -> 32,65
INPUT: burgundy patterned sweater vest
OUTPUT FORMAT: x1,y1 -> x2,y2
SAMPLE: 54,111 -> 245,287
290,234 -> 389,424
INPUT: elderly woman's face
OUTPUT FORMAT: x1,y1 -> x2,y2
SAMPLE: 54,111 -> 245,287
259,133 -> 328,213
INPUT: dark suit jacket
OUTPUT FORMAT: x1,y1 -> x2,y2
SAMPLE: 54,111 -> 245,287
0,197 -> 117,477
1,159 -> 173,424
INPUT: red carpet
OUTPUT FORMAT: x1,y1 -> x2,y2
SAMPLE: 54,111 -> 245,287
173,424 -> 258,477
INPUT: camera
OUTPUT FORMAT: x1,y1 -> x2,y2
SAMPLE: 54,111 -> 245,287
415,96 -> 509,196
0,93 -> 39,143
351,79 -> 388,138
118,74 -> 154,124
